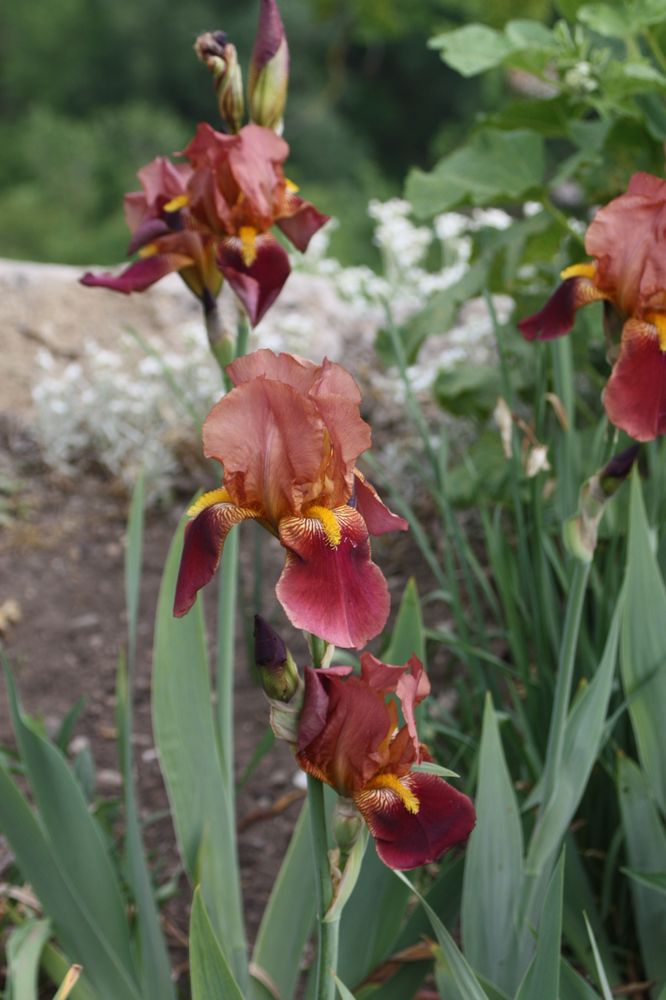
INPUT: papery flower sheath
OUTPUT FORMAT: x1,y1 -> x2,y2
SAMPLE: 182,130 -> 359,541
81,125 -> 328,326
173,349 -> 408,648
296,653 -> 476,870
182,122 -> 328,324
81,156 -> 222,308
519,172 -> 666,441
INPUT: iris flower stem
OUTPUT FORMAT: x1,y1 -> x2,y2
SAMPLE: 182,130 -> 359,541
540,559 -> 591,809
307,634 -> 339,1000
307,774 -> 339,1000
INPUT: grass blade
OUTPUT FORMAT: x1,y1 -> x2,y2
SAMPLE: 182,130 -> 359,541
5,918 -> 51,1000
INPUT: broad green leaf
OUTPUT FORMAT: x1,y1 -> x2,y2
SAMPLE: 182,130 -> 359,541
621,472 -> 666,814
153,517 -> 247,986
433,363 -> 502,420
189,889 -> 245,1000
117,660 -> 175,1000
406,130 -> 544,218
6,918 -> 51,1000
618,755 -> 666,986
3,666 -> 139,996
337,841 -> 410,988
516,852 -> 565,1000
395,871 -> 489,1000
577,3 -> 632,36
504,19 -> 554,48
120,475 -> 176,1000
249,805 -> 315,1000
462,694 -> 523,995
429,25 -> 515,76
0,759 -> 140,999
381,577 -> 424,664
526,602 -> 620,873
370,857 -> 464,1000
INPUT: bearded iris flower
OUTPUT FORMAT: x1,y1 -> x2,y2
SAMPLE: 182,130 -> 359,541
182,122 -> 328,324
82,124 -> 328,326
519,173 -> 666,441
296,653 -> 475,870
174,349 -> 407,648
81,157 -> 223,309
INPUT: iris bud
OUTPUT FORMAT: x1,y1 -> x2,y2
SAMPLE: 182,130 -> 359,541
195,31 -> 245,133
248,0 -> 289,132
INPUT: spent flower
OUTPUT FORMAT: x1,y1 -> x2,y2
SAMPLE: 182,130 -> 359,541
194,31 -> 245,133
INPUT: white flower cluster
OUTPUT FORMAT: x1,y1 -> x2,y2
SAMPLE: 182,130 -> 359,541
32,326 -> 219,502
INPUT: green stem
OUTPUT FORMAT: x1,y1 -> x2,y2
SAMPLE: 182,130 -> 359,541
540,559 -> 591,808
307,774 -> 339,1000
204,299 -> 234,380
307,633 -> 340,1000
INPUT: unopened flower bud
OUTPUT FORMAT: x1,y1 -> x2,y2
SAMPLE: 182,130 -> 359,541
564,444 -> 640,561
332,797 -> 363,856
195,31 -> 245,133
254,614 -> 299,703
248,0 -> 289,131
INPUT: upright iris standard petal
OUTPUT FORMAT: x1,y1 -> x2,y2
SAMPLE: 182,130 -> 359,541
296,658 -> 475,870
519,172 -> 666,441
173,350 -> 406,647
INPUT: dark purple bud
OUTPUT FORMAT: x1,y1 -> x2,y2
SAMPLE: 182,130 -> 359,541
254,615 -> 299,702
248,0 -> 289,131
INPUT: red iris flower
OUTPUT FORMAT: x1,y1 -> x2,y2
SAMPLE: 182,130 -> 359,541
173,349 -> 408,648
182,122 -> 327,324
297,653 -> 476,870
82,124 -> 328,326
519,172 -> 666,441
81,156 -> 222,309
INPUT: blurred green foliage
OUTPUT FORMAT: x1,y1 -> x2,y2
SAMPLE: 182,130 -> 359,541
0,0 -> 549,265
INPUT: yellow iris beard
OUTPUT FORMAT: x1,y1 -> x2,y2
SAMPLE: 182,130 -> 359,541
187,487 -> 232,518
305,505 -> 342,547
239,226 -> 258,267
366,774 -> 420,814
163,194 -> 189,212
647,313 -> 666,353
560,262 -> 596,281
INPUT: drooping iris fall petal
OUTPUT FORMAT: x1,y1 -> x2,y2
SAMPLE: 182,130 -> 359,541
356,772 -> 476,870
603,319 -> 666,441
81,253 -> 193,295
174,498 -> 259,617
277,507 -> 390,649
217,236 -> 291,326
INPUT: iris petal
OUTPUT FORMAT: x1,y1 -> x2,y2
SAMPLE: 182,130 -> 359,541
277,506 -> 390,648
355,772 -> 476,871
